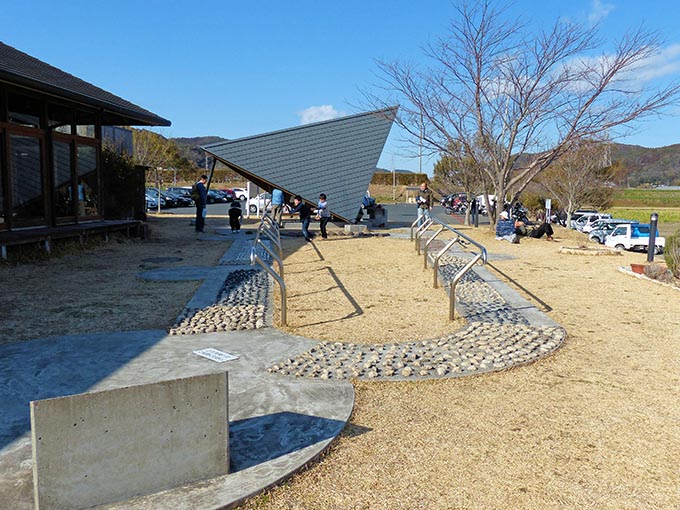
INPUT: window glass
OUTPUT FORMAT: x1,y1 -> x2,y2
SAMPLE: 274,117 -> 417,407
76,125 -> 95,138
10,135 -> 44,222
75,109 -> 96,138
0,135 -> 4,225
49,104 -> 73,134
8,93 -> 41,128
77,145 -> 98,217
53,141 -> 74,217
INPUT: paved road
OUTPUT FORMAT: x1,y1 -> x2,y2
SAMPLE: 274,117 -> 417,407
157,201 -> 490,230
383,202 -> 490,229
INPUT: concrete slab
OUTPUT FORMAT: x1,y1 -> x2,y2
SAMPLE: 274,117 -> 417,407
344,224 -> 367,234
0,330 -> 354,510
31,373 -> 229,509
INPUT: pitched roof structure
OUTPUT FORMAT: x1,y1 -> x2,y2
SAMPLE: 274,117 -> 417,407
0,42 -> 170,126
202,107 -> 397,222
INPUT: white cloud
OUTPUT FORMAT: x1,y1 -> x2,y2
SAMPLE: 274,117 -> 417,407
588,0 -> 615,24
297,105 -> 345,125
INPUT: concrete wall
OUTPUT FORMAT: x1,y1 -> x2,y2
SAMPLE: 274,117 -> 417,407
30,372 -> 228,510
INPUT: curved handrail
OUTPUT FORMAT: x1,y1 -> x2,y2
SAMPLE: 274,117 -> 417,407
411,216 -> 488,321
250,213 -> 287,325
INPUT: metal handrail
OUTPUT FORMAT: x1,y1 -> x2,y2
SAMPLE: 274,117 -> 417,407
410,217 -> 432,241
414,218 -> 433,254
411,217 -> 488,321
250,214 -> 287,325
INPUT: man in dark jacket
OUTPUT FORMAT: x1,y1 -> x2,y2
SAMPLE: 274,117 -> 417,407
289,195 -> 312,241
416,182 -> 433,226
194,175 -> 208,233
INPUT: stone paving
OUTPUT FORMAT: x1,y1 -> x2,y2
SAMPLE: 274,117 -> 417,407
150,232 -> 565,381
267,251 -> 566,380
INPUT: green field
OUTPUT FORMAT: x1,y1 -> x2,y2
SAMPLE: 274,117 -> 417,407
611,188 -> 680,208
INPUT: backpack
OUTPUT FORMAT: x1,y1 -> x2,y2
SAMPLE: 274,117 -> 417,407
191,183 -> 200,202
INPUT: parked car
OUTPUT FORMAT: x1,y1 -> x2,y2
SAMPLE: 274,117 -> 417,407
145,191 -> 165,211
206,189 -> 228,204
146,188 -> 178,208
570,209 -> 599,228
231,187 -> 248,201
163,189 -> 192,207
605,223 -> 665,254
248,192 -> 272,213
166,187 -> 193,201
581,215 -> 616,233
574,213 -> 612,232
588,219 -> 639,244
219,189 -> 236,202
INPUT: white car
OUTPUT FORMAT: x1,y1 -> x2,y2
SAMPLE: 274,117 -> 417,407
231,187 -> 248,201
248,192 -> 272,213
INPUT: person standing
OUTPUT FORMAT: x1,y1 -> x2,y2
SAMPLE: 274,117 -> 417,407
316,193 -> 331,239
271,188 -> 284,227
228,200 -> 242,233
193,175 -> 208,233
416,182 -> 433,226
289,195 -> 312,241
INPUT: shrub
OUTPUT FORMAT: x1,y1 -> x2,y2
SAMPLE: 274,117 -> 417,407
664,230 -> 680,278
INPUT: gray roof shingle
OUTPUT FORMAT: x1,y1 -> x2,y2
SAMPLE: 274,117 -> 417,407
0,42 -> 170,126
202,107 -> 397,221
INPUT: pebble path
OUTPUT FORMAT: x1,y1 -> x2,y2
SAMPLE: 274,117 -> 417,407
267,252 -> 565,380
167,234 -> 566,380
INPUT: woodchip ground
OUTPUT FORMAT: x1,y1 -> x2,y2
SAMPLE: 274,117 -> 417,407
1,214 -> 678,510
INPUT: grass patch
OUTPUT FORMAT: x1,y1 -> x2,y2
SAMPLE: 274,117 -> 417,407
611,189 -> 680,208
605,207 -> 680,223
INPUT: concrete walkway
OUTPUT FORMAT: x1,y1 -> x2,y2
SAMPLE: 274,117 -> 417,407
0,225 -> 565,509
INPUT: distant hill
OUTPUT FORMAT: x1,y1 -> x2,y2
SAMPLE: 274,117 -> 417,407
171,136 -> 229,169
169,135 -> 680,187
610,143 -> 680,187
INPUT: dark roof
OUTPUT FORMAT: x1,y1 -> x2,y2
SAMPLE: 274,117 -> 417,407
202,107 -> 397,222
0,42 -> 170,127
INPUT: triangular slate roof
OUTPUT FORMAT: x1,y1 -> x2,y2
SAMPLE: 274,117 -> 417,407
202,107 -> 397,222
0,42 -> 170,126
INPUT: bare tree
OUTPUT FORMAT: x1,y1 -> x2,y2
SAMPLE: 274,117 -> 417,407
537,139 -> 615,227
433,141 -> 489,224
131,128 -> 179,170
369,0 -> 680,226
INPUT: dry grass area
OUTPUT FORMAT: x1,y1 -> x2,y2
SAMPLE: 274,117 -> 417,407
277,235 -> 466,343
2,216 -> 678,509
0,216 -> 230,344
245,226 -> 680,510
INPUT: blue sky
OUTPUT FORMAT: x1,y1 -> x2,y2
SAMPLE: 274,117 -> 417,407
2,0 -> 679,174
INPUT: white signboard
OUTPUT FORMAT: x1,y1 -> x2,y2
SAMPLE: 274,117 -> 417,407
193,348 -> 239,363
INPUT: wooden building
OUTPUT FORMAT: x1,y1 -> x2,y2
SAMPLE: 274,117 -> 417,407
0,42 -> 169,253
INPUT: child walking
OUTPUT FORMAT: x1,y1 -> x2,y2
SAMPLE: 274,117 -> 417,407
315,193 -> 330,239
228,200 -> 242,233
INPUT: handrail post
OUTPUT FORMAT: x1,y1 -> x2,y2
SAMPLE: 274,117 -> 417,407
424,226 -> 445,269
255,238 -> 284,279
415,218 -> 433,255
259,225 -> 283,261
433,237 -> 461,288
250,214 -> 286,326
251,253 -> 287,326
449,253 -> 483,321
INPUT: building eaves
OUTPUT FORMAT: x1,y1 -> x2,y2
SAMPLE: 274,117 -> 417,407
0,42 -> 170,127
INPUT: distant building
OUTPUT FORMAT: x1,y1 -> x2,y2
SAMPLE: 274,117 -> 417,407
0,42 -> 169,233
